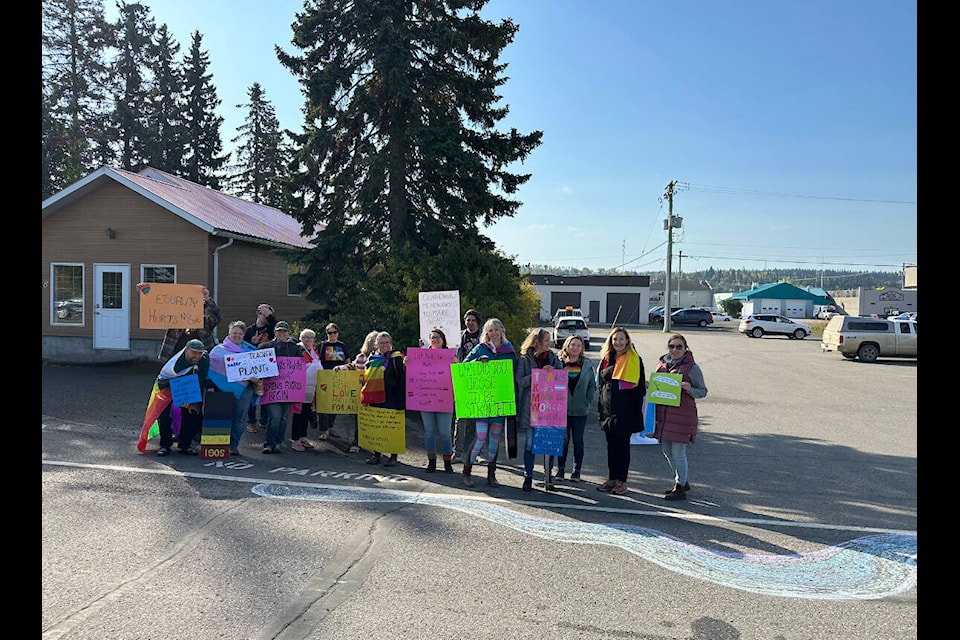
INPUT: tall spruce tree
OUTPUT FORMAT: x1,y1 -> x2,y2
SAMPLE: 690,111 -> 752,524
182,31 -> 227,189
143,24 -> 186,174
228,82 -> 288,208
276,0 -> 542,342
111,1 -> 156,172
41,0 -> 114,196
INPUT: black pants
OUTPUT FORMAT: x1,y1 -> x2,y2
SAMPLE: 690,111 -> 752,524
603,424 -> 633,482
159,403 -> 203,450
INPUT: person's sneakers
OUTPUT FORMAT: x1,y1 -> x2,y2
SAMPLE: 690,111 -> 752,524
570,470 -> 582,482
271,445 -> 282,454
349,445 -> 361,453
383,455 -> 398,467
366,453 -> 382,465
263,445 -> 275,454
664,486 -> 687,500
177,447 -> 198,455
612,481 -> 628,495
544,481 -> 557,491
522,477 -> 533,492
291,441 -> 306,452
664,482 -> 691,494
246,423 -> 260,433
229,448 -> 240,456
450,454 -> 464,464
596,479 -> 616,492
555,469 -> 565,480
156,446 -> 171,456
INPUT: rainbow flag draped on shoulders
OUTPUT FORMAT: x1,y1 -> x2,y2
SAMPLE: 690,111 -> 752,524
208,338 -> 257,399
612,348 -> 641,390
360,351 -> 404,405
136,348 -> 197,453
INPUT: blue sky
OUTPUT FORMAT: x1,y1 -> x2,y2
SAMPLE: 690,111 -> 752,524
110,0 -> 917,274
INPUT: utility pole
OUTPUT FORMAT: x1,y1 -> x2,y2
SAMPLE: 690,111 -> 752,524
662,181 -> 682,333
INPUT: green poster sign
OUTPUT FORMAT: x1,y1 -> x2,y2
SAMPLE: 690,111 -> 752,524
648,371 -> 683,406
450,360 -> 516,418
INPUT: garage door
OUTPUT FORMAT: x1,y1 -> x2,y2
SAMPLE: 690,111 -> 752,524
606,293 -> 640,325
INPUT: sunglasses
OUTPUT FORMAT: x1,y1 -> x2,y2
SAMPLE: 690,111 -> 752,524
327,330 -> 338,335
667,344 -> 685,350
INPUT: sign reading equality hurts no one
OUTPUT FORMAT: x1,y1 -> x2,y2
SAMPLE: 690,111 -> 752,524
138,283 -> 204,329
450,359 -> 516,419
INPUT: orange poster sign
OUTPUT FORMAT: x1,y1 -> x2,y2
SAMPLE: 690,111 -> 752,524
138,283 -> 204,329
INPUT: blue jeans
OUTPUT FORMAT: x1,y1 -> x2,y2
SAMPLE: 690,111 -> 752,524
420,410 -> 453,456
264,402 -> 292,449
557,414 -> 588,472
660,440 -> 689,485
231,385 -> 257,450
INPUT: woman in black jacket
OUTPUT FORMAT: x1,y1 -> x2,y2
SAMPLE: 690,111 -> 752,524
596,327 -> 646,496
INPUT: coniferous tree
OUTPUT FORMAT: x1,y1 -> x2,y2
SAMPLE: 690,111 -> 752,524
276,0 -> 542,340
41,0 -> 114,196
182,31 -> 227,189
228,82 -> 288,208
111,1 -> 156,171
143,24 -> 186,174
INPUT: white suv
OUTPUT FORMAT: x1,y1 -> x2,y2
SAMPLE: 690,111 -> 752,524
738,314 -> 812,339
553,316 -> 590,350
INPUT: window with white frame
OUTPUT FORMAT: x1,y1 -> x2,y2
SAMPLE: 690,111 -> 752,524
141,265 -> 176,283
51,263 -> 84,325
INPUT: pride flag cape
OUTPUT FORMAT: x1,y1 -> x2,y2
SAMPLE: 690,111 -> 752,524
360,351 -> 404,405
209,338 -> 256,399
612,348 -> 641,389
136,348 -> 195,453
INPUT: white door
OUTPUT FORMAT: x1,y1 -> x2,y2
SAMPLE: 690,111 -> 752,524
93,264 -> 130,350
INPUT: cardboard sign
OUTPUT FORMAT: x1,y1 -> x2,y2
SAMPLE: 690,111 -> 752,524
315,369 -> 362,414
225,348 -> 278,382
169,374 -> 201,405
260,357 -> 306,404
450,359 -> 516,419
138,283 -> 204,329
405,347 -> 456,412
648,372 -> 683,406
532,426 -> 565,456
418,290 -> 461,350
530,369 -> 568,427
357,404 -> 406,454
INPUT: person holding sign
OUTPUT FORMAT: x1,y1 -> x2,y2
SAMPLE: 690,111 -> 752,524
416,328 -> 457,473
460,318 -> 517,488
652,334 -> 708,501
208,320 -> 260,456
362,332 -> 407,467
258,321 -> 302,454
153,339 -> 216,456
554,335 -> 598,482
596,327 -> 647,496
451,308 -> 483,464
515,328 -> 563,491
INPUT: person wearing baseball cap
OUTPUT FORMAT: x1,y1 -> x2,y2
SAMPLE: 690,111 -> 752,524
257,321 -> 301,454
151,338 -> 215,456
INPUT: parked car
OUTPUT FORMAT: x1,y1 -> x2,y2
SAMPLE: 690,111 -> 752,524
649,306 -> 683,324
666,308 -> 714,327
552,306 -> 587,324
738,314 -> 812,339
55,298 -> 83,320
712,311 -> 733,322
553,316 -> 590,349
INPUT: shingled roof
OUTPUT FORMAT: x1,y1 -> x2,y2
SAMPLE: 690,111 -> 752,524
42,166 -> 317,249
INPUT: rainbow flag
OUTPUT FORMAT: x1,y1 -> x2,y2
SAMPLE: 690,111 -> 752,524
612,349 -> 641,389
137,382 -> 172,452
360,355 -> 387,405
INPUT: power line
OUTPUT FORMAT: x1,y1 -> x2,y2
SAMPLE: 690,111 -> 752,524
678,182 -> 916,205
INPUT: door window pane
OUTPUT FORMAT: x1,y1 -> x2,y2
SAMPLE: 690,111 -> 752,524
52,264 -> 84,325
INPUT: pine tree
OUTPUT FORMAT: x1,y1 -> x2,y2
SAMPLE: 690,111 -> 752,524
41,0 -> 114,196
228,82 -> 288,208
143,24 -> 186,174
182,31 -> 227,189
111,1 -> 157,172
276,0 -> 542,337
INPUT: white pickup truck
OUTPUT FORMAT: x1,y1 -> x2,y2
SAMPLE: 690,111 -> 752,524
820,316 -> 917,363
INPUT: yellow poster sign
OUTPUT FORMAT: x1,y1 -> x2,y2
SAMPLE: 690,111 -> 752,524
315,369 -> 363,414
357,404 -> 406,454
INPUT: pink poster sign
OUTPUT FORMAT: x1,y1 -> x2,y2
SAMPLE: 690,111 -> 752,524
405,347 -> 456,412
261,356 -> 306,405
531,368 -> 568,427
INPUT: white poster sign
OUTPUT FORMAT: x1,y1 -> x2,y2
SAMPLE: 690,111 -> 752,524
418,290 -> 461,350
225,348 -> 279,382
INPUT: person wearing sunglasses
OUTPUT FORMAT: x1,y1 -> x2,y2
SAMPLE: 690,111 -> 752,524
317,322 -> 352,441
653,334 -> 708,501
